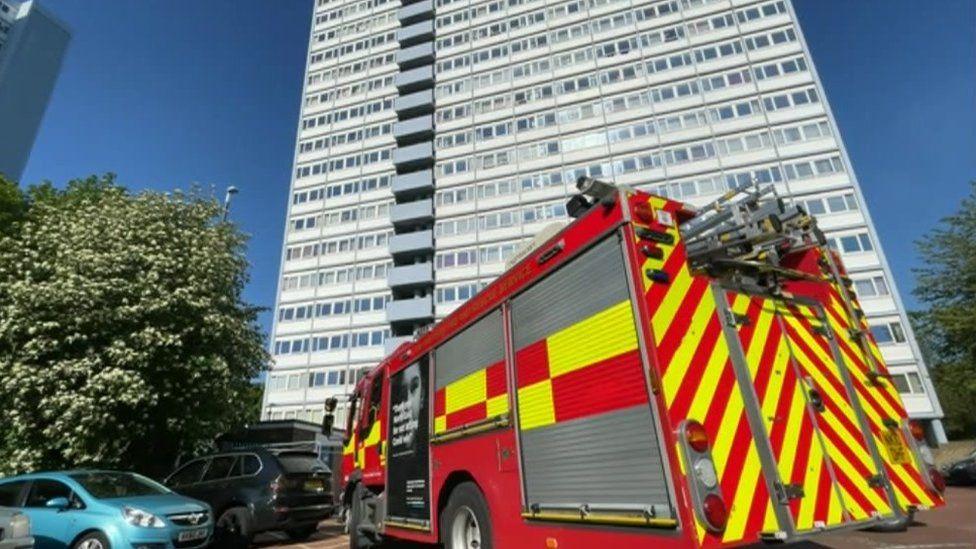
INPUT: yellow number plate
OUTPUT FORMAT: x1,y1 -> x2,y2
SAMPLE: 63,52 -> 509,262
881,430 -> 912,465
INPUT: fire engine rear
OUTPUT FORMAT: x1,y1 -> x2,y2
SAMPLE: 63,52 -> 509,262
333,178 -> 945,549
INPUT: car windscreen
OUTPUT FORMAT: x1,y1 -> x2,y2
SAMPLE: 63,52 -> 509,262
275,452 -> 330,474
69,472 -> 171,499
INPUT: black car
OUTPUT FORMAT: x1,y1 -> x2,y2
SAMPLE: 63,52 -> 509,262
942,450 -> 976,486
163,449 -> 334,545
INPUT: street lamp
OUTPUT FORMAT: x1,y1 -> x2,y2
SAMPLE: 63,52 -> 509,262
222,186 -> 239,221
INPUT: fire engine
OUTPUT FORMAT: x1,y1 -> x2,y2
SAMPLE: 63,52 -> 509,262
333,177 -> 945,549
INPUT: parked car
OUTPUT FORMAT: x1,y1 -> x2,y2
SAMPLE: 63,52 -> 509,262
164,449 -> 334,545
0,508 -> 32,549
942,449 -> 976,485
0,471 -> 212,549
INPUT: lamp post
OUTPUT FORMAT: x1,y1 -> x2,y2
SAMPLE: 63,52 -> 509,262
222,186 -> 239,221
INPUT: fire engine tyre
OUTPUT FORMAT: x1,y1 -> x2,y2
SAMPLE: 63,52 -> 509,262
348,483 -> 377,549
441,482 -> 493,549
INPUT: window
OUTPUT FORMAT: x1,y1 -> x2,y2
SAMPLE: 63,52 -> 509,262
853,275 -> 890,299
839,233 -> 874,253
891,372 -> 924,394
203,456 -> 237,481
25,479 -> 73,508
167,459 -> 207,487
0,481 -> 27,507
240,455 -> 262,476
870,321 -> 906,345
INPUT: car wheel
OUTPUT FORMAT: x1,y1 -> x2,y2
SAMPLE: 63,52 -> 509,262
285,524 -> 320,541
216,507 -> 253,549
74,532 -> 111,549
441,482 -> 493,549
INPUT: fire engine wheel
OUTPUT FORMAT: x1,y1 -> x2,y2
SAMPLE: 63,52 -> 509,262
348,483 -> 377,549
441,482 -> 493,549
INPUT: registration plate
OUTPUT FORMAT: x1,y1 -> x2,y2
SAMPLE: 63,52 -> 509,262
177,529 -> 208,543
304,479 -> 325,492
880,429 -> 912,465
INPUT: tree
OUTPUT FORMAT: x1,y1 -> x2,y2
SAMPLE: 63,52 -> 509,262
0,175 -> 26,236
0,174 -> 268,476
912,181 -> 976,439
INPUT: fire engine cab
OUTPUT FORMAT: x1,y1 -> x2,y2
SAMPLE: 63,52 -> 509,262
335,178 -> 944,549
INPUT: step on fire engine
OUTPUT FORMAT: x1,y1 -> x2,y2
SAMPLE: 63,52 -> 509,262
333,177 -> 945,549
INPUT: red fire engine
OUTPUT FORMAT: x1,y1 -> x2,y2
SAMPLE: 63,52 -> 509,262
334,178 -> 945,549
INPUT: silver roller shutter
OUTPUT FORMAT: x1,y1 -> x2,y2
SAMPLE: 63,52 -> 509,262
511,234 -> 673,517
434,309 -> 504,390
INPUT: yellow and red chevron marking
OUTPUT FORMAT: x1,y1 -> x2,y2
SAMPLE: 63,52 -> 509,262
355,419 -> 383,470
820,284 -> 942,510
342,430 -> 357,479
727,293 -> 847,532
514,299 -> 647,431
433,361 -> 508,434
636,196 -> 779,546
777,301 -> 895,522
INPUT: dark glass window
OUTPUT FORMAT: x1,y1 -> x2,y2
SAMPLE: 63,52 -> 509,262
167,459 -> 207,487
203,456 -> 237,481
25,479 -> 72,507
0,481 -> 27,507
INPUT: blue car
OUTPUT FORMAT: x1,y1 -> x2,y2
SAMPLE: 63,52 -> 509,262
0,471 -> 212,549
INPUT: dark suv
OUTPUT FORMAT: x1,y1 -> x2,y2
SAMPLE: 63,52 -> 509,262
163,449 -> 333,544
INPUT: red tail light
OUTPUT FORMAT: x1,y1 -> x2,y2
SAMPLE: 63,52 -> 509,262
910,420 -> 926,442
633,202 -> 655,225
685,421 -> 710,453
270,476 -> 282,497
702,493 -> 728,532
928,468 -> 946,493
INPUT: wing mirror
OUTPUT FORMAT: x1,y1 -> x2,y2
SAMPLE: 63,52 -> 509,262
45,497 -> 70,510
322,397 -> 338,436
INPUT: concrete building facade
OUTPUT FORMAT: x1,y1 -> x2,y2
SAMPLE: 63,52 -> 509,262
0,0 -> 70,182
263,0 -> 946,443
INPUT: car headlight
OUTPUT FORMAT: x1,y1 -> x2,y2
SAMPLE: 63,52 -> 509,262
122,506 -> 165,528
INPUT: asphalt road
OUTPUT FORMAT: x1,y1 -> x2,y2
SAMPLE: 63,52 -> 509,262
255,486 -> 975,549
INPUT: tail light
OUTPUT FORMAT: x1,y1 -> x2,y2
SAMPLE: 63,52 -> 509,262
680,420 -> 728,533
685,420 -> 710,453
702,494 -> 729,532
910,420 -> 926,442
633,202 -> 655,225
270,476 -> 283,498
928,468 -> 946,493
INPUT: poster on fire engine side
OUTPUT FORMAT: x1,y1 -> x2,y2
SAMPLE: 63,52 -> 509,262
387,358 -> 431,524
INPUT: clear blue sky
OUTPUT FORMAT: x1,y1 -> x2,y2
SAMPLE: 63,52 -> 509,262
21,0 -> 976,338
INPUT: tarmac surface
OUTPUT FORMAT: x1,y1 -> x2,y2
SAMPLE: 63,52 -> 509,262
254,486 -> 975,549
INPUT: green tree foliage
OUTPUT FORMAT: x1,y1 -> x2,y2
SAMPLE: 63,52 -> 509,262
0,175 -> 27,236
912,181 -> 976,439
0,174 -> 268,476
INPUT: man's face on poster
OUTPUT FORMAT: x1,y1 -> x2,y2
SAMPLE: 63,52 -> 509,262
401,365 -> 423,447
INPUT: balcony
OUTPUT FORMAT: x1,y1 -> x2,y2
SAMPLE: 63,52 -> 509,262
386,295 -> 434,324
395,89 -> 434,119
389,229 -> 434,257
394,115 -> 434,144
398,0 -> 433,25
392,169 -> 434,199
396,42 -> 434,71
388,262 -> 433,288
391,198 -> 433,226
395,65 -> 433,94
397,20 -> 433,48
393,142 -> 434,171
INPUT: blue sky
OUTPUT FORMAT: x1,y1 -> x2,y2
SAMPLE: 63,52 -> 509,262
21,0 -> 976,338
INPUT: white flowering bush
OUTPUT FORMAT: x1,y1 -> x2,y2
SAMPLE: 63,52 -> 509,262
0,175 -> 268,476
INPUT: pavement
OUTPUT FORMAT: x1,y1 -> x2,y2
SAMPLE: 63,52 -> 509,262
254,486 -> 975,549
